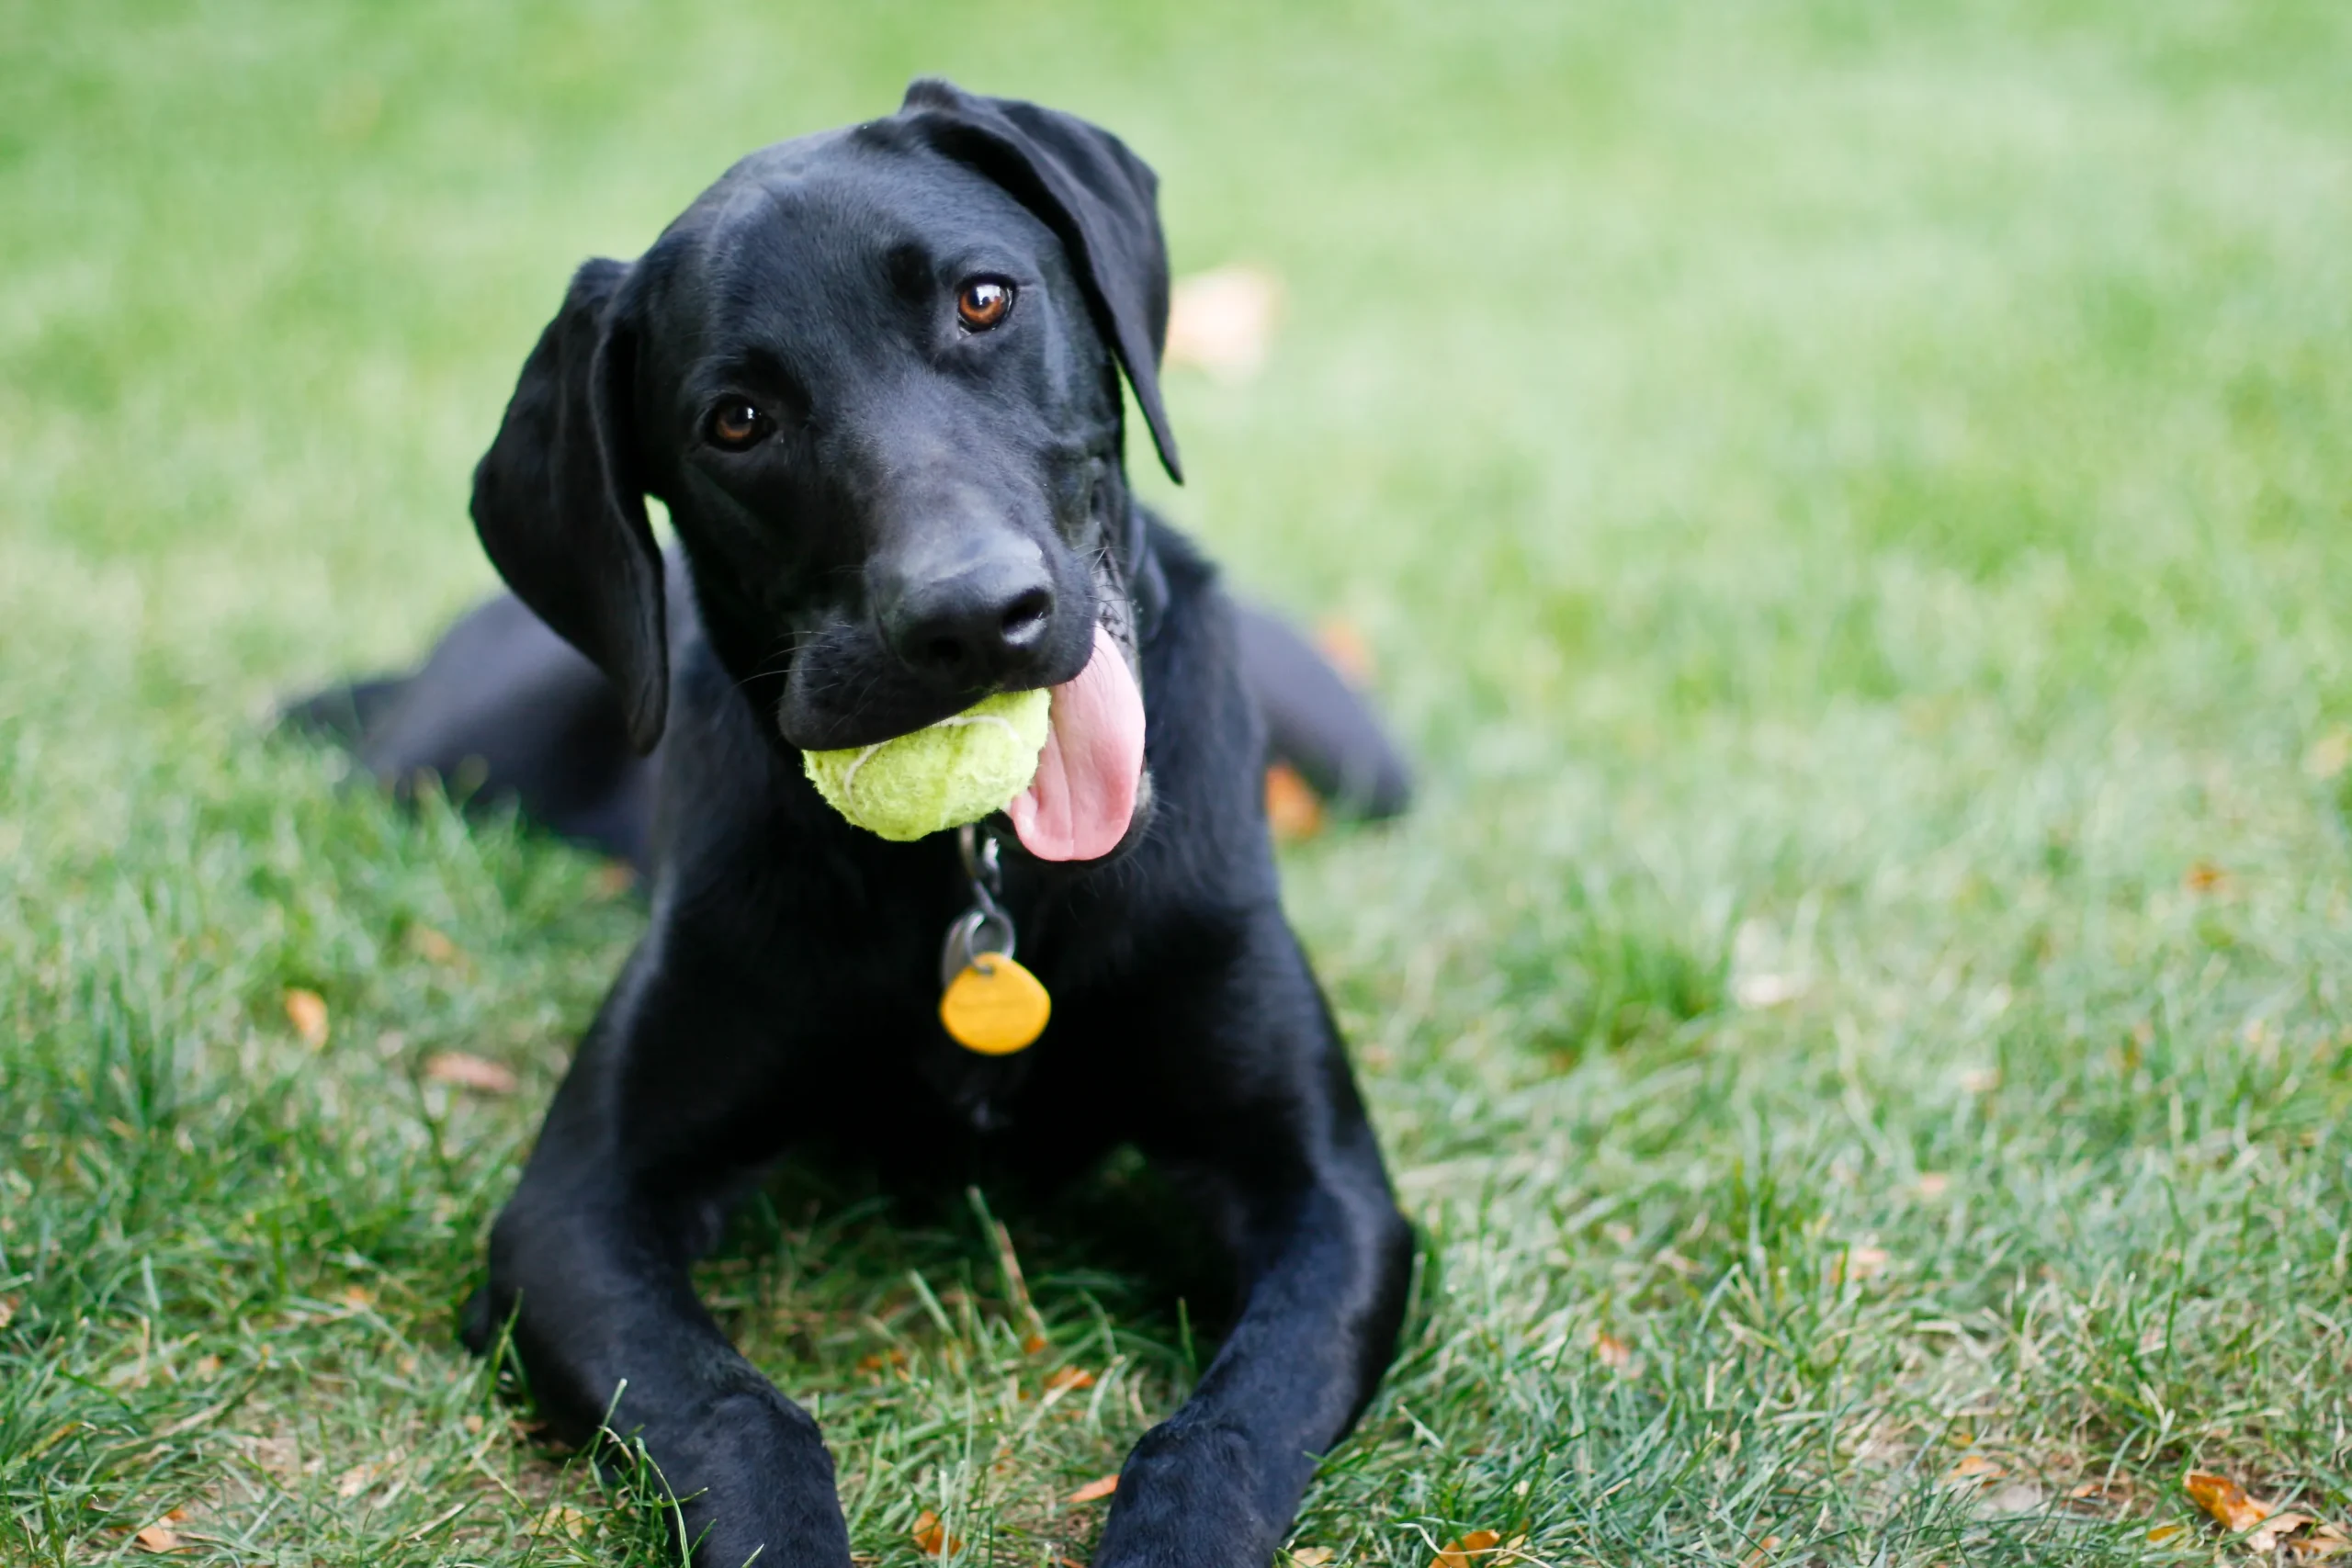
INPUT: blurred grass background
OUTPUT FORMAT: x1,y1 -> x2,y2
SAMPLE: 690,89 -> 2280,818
5,1 -> 2351,1563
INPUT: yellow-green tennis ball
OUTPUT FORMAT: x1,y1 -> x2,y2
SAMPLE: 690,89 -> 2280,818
802,687 -> 1052,842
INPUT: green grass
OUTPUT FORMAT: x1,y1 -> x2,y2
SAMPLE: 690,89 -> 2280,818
6,1 -> 2351,1562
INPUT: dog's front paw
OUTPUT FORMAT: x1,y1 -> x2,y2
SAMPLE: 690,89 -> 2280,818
1090,1418 -> 1288,1568
660,1390 -> 854,1568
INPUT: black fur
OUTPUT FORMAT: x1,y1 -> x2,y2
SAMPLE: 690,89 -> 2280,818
348,80 -> 1414,1568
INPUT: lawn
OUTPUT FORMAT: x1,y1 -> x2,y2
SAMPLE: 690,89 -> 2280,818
5,1 -> 2350,1563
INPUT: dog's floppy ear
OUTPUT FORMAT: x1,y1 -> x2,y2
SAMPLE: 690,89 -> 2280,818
470,257 -> 667,753
899,77 -> 1184,484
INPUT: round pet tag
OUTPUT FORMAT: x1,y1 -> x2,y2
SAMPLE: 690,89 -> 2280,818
939,953 -> 1052,1055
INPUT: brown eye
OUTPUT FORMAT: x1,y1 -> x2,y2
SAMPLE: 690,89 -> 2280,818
708,400 -> 769,450
956,278 -> 1014,332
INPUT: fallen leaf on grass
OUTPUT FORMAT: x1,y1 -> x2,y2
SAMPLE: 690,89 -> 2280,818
283,988 -> 329,1048
423,1052 -> 518,1094
1313,617 -> 1377,687
2296,1523 -> 2352,1560
1290,1550 -> 1335,1567
1265,762 -> 1324,843
532,1505 -> 589,1540
1739,1536 -> 1782,1568
2254,1515 -> 2317,1553
1431,1529 -> 1503,1568
132,1523 -> 187,1553
0,1294 -> 17,1329
2180,1471 -> 2343,1553
405,925 -> 463,964
1043,1367 -> 1095,1392
911,1509 -> 963,1556
335,1461 -> 380,1499
1164,264 -> 1282,380
1022,1333 -> 1047,1355
2184,861 -> 2229,894
2145,1523 -> 2188,1546
1068,1474 -> 1119,1504
2188,1471 -> 2268,1534
1944,1453 -> 2006,1488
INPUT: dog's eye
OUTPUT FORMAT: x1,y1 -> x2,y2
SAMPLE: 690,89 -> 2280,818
956,278 -> 1015,333
707,400 -> 772,451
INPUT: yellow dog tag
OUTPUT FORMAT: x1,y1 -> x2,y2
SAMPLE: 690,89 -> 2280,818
940,953 -> 1051,1055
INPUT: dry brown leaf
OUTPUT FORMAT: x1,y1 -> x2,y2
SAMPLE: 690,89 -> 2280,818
1265,762 -> 1324,843
2252,1513 -> 2316,1553
1313,618 -> 1377,687
532,1505 -> 589,1540
1068,1474 -> 1119,1504
1944,1453 -> 2006,1488
1291,1551 -> 1336,1567
1164,265 -> 1282,380
1591,1332 -> 1633,1370
2184,861 -> 2229,894
911,1509 -> 963,1556
283,988 -> 329,1048
2186,1471 -> 2271,1534
0,1294 -> 17,1330
132,1524 -> 187,1553
423,1051 -> 518,1094
334,1461 -> 379,1499
2295,1522 -> 2352,1560
1043,1367 -> 1095,1392
1022,1333 -> 1047,1355
1431,1529 -> 1503,1568
406,925 -> 462,965
1739,1536 -> 1783,1568
2145,1522 -> 2187,1546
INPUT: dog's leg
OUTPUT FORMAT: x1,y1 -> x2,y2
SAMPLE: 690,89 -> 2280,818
1091,912 -> 1415,1568
472,942 -> 851,1568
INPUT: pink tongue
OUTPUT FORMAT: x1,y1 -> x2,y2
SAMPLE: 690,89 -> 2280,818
1006,625 -> 1145,862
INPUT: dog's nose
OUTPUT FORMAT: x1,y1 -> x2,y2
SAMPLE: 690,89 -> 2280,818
885,561 -> 1056,688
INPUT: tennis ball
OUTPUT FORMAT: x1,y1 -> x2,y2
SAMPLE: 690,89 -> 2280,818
803,687 -> 1051,842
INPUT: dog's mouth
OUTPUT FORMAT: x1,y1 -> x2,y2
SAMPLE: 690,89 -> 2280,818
778,556 -> 1148,863
1001,616 -> 1145,863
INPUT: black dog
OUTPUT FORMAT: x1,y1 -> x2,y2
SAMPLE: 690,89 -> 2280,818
332,80 -> 1416,1567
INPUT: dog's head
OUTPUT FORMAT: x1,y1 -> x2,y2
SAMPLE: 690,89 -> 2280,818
469,80 -> 1180,860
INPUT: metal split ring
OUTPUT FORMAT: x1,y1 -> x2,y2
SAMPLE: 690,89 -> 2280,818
939,905 -> 1017,988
